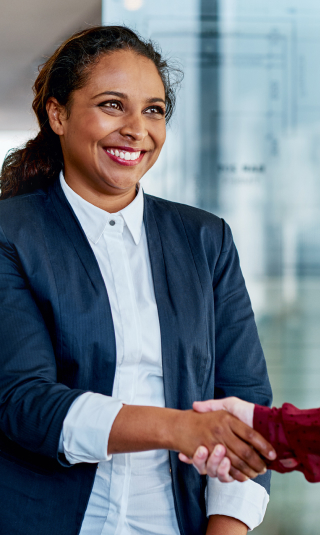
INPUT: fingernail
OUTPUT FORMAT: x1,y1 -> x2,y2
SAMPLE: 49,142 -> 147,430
269,451 -> 276,460
260,467 -> 267,474
196,447 -> 207,459
214,445 -> 224,456
220,458 -> 228,466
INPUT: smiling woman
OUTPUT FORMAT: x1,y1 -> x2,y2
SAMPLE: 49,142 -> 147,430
0,26 -> 273,535
0,27 -> 177,203
46,49 -> 167,212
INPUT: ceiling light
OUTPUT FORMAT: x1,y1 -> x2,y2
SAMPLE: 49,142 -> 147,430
124,0 -> 143,11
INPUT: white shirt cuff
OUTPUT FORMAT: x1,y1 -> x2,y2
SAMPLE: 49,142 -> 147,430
206,478 -> 269,531
59,392 -> 123,465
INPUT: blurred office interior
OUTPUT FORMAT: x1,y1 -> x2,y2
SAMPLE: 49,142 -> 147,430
1,0 -> 320,533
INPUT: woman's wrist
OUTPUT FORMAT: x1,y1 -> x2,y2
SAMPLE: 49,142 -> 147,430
108,405 -> 182,454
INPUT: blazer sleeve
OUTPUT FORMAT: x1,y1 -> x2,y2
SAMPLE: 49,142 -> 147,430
212,220 -> 272,494
0,223 -> 86,460
212,220 -> 272,407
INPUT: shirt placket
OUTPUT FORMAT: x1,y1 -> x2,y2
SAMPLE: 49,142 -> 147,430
100,215 -> 141,535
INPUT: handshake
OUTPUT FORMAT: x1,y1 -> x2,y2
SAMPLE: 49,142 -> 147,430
178,397 -> 276,483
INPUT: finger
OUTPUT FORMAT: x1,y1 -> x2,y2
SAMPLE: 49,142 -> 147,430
178,452 -> 193,464
215,417 -> 267,474
216,457 -> 234,483
230,418 -> 277,462
229,465 -> 250,483
226,443 -> 264,479
193,399 -> 225,413
205,444 -> 227,478
191,446 -> 210,475
203,411 -> 269,475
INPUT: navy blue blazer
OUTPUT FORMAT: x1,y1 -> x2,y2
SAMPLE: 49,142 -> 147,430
0,179 -> 272,535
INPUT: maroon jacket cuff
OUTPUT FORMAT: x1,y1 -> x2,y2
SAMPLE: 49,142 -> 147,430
281,403 -> 320,482
254,405 -> 297,474
254,404 -> 320,482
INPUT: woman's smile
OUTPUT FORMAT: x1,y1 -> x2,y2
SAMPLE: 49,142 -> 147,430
104,145 -> 146,166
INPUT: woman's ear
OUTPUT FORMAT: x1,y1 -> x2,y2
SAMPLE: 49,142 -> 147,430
46,97 -> 66,136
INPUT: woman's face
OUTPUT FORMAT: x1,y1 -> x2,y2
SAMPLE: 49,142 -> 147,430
47,49 -> 166,206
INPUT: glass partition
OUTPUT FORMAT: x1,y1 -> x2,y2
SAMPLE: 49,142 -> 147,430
103,2 -> 320,532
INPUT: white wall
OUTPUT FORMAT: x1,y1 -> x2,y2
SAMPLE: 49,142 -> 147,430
0,131 -> 36,169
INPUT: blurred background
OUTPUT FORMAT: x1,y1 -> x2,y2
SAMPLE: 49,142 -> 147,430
1,0 -> 320,533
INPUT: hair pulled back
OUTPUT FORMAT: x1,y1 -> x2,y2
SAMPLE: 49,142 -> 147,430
0,26 -> 182,199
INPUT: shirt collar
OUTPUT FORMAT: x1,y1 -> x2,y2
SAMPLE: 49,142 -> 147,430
59,172 -> 144,245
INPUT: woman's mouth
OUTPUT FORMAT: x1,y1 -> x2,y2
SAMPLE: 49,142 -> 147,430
104,147 -> 145,166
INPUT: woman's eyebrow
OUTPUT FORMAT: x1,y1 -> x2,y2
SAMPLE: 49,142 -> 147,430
93,91 -> 127,99
146,97 -> 166,105
93,91 -> 165,105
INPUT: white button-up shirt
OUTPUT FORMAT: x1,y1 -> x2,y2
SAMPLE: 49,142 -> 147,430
59,174 -> 269,533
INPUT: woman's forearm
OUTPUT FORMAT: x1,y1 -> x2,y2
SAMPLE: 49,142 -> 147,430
107,405 -> 179,454
206,515 -> 248,535
108,404 -> 273,481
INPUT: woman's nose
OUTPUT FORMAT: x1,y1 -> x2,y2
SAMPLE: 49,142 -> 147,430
119,113 -> 148,141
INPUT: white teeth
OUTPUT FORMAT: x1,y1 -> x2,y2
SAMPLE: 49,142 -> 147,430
108,149 -> 142,161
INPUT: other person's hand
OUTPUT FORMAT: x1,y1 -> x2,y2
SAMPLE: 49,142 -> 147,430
179,443 -> 234,482
193,397 -> 255,427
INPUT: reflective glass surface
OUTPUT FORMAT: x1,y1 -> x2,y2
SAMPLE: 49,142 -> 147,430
102,1 -> 320,532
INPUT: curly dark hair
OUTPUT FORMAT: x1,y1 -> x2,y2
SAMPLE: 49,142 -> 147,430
0,26 -> 183,199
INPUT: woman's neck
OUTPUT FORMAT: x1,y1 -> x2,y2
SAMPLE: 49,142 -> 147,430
64,173 -> 138,213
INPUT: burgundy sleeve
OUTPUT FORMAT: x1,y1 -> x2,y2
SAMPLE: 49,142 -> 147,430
254,405 -> 297,475
254,404 -> 320,483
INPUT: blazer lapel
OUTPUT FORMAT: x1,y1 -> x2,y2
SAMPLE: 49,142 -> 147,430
48,179 -> 117,393
144,196 -> 207,411
49,179 -> 109,293
144,203 -> 180,410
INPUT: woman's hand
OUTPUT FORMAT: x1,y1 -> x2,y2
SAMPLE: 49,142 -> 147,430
179,398 -> 276,482
175,408 -> 275,482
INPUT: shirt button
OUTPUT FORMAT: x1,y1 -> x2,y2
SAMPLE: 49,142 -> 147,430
109,220 -> 116,226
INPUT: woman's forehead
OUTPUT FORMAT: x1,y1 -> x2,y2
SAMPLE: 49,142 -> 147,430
82,50 -> 165,99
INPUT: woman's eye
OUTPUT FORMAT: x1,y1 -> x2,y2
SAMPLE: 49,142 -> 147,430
99,100 -> 122,111
145,106 -> 165,116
